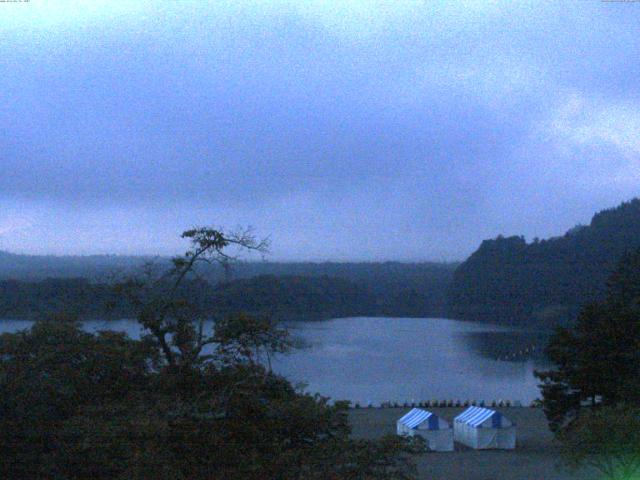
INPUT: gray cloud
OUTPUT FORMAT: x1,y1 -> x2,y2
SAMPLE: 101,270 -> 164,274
1,1 -> 639,259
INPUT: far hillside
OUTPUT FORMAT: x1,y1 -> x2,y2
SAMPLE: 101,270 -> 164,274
208,275 -> 376,320
448,198 -> 640,328
0,251 -> 149,280
0,275 -> 373,321
0,258 -> 458,321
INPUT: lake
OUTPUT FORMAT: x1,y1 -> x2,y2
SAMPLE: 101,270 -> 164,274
0,317 -> 547,405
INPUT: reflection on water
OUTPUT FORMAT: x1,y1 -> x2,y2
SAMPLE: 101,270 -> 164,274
457,331 -> 551,362
0,317 -> 548,405
275,317 -> 547,405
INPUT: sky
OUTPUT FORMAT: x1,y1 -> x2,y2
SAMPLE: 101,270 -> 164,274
1,0 -> 639,261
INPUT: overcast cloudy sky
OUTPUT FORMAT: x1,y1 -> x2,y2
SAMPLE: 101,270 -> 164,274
1,1 -> 639,260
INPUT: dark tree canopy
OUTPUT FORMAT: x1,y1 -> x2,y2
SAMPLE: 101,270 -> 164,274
558,404 -> 640,480
534,248 -> 640,479
536,248 -> 640,432
0,228 -> 421,480
449,198 -> 640,328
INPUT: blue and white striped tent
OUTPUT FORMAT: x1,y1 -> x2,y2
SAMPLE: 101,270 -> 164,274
397,408 -> 453,451
454,406 -> 515,449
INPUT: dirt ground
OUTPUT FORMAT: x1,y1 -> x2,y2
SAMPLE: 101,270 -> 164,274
348,407 -> 597,480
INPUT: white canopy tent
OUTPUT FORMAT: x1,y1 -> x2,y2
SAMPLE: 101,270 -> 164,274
453,406 -> 516,450
397,408 -> 454,452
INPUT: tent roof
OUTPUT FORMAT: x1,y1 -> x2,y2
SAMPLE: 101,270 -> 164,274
454,406 -> 505,428
398,408 -> 435,429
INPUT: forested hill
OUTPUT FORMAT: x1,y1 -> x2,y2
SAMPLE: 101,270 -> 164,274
0,252 -> 456,295
208,275 -> 376,320
0,263 -> 458,321
448,198 -> 640,328
0,275 -> 370,321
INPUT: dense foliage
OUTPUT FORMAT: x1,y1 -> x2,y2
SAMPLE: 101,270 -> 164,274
558,405 -> 640,480
0,321 -> 420,479
536,248 -> 640,431
448,198 -> 640,327
536,249 -> 640,478
0,228 -> 421,479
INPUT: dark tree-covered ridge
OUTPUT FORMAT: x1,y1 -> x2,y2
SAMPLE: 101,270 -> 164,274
448,198 -> 640,328
0,246 -> 458,321
0,267 -> 457,321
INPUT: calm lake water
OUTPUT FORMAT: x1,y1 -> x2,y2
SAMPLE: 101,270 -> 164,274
0,317 -> 547,405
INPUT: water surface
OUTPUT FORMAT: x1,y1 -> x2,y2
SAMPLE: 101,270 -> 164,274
0,317 -> 546,405
276,317 -> 546,405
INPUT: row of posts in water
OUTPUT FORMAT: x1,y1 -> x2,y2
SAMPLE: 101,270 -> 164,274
496,343 -> 541,362
351,399 -> 542,409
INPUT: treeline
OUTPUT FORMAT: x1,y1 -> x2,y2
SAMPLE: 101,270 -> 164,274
0,278 -> 121,319
0,254 -> 457,319
209,262 -> 457,317
0,268 -> 456,321
211,275 -> 375,320
0,251 -> 455,283
448,198 -> 640,328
